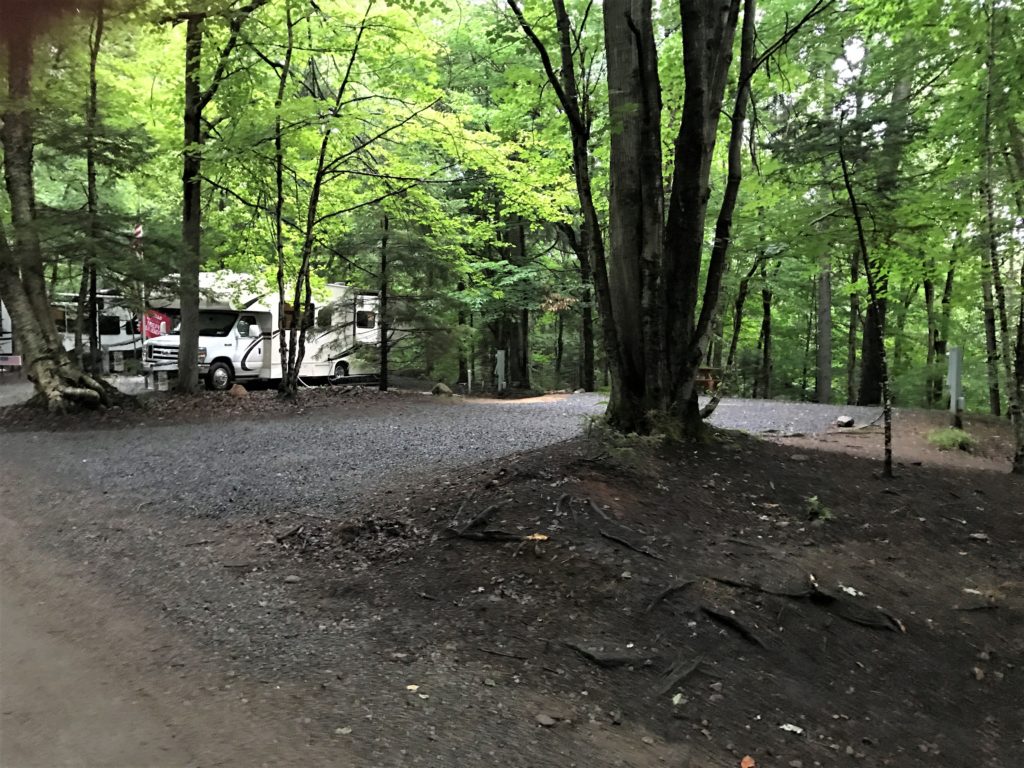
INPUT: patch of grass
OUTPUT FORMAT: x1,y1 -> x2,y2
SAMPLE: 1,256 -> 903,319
805,495 -> 833,521
927,427 -> 976,452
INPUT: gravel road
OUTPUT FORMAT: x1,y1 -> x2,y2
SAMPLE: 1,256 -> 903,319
0,391 -> 886,768
0,393 -> 881,520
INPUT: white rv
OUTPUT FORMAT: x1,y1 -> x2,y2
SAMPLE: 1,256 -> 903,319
1,291 -> 144,372
142,275 -> 380,390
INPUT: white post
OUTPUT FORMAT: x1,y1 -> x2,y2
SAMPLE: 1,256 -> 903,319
495,349 -> 507,393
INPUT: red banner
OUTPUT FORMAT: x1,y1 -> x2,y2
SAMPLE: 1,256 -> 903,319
143,310 -> 171,339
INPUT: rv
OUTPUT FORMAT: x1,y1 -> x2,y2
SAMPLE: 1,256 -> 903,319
142,274 -> 380,390
1,291 -> 144,372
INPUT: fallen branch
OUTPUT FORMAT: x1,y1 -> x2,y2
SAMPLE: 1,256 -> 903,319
701,605 -> 766,648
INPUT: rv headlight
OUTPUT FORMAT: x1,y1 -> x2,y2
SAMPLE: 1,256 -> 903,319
197,347 -> 207,363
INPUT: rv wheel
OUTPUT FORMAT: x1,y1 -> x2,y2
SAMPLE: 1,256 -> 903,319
206,361 -> 234,391
328,361 -> 349,384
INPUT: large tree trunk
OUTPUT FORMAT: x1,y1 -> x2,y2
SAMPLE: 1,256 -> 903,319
378,214 -> 389,392
2,29 -> 109,410
816,255 -> 832,403
177,13 -> 204,394
856,78 -> 910,406
856,286 -> 886,405
84,2 -> 104,374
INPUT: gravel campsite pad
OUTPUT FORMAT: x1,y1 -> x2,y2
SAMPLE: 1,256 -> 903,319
1,390 -> 1020,767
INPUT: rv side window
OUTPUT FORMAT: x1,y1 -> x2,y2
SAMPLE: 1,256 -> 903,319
236,315 -> 257,337
356,311 -> 376,329
99,315 -> 121,335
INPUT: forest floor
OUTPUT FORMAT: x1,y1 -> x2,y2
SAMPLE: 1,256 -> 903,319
0,392 -> 1021,767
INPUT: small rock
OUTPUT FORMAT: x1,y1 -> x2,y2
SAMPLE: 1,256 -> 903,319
846,746 -> 855,756
573,388 -> 585,394
972,666 -> 985,681
641,736 -> 655,745
229,383 -> 248,398
608,710 -> 622,725
709,694 -> 724,703
535,713 -> 557,727
335,726 -> 352,735
836,415 -> 855,428
431,382 -> 453,396
709,681 -> 723,692
789,761 -> 803,768
791,454 -> 809,462
968,532 -> 989,542
284,574 -> 301,584
483,678 -> 496,687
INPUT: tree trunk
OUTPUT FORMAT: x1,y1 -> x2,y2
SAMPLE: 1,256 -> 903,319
726,256 -> 760,372
1,29 -> 108,409
857,293 -> 886,405
555,311 -> 564,379
457,281 -> 468,385
508,0 -> 608,395
757,261 -> 772,399
378,213 -> 389,392
981,273 -> 1002,414
84,6 -> 104,374
178,13 -> 204,394
857,77 -> 910,407
982,0 -> 1021,448
816,255 -> 832,403
846,252 -> 859,405
839,131 -> 893,478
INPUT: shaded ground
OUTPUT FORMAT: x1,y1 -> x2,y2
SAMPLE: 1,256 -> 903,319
1,393 -> 1021,767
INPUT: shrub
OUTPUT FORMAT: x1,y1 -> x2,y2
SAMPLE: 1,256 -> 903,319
927,427 -> 976,452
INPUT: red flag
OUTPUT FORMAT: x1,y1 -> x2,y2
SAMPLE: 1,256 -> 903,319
143,309 -> 171,339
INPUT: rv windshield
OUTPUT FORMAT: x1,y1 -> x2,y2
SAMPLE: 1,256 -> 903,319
170,310 -> 238,337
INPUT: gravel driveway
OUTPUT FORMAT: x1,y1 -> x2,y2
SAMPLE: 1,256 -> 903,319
0,392 -> 881,521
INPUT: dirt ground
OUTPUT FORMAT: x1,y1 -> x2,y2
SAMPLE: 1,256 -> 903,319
1,398 -> 1022,767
